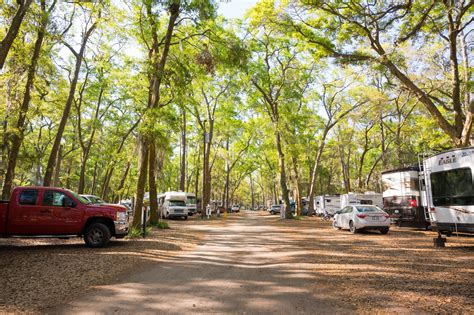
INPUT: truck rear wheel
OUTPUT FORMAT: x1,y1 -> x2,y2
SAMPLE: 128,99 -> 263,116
84,223 -> 111,248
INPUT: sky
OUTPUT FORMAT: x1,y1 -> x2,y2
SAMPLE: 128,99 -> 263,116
217,0 -> 256,19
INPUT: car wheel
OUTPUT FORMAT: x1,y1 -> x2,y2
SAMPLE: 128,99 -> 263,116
349,221 -> 357,234
84,223 -> 111,248
380,227 -> 389,234
270,211 -> 275,215
332,220 -> 340,230
184,216 -> 188,220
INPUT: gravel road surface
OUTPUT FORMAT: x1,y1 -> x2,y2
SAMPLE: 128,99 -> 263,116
55,211 -> 474,314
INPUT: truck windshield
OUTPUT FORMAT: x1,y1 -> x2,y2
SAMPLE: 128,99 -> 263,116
170,200 -> 186,207
187,197 -> 196,205
431,167 -> 474,206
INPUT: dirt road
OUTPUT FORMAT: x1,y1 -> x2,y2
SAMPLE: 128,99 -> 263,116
56,211 -> 474,314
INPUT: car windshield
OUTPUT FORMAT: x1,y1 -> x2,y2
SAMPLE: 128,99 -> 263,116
272,205 -> 280,209
69,191 -> 91,205
356,205 -> 382,213
170,200 -> 186,207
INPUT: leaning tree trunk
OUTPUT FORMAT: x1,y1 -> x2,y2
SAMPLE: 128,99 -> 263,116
0,0 -> 33,70
307,127 -> 329,213
43,22 -> 97,187
2,1 -> 49,199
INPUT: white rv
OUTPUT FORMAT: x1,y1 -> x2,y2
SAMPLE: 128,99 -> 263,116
185,192 -> 197,216
314,195 -> 341,215
420,147 -> 474,235
157,191 -> 188,219
382,167 -> 428,228
340,192 -> 383,209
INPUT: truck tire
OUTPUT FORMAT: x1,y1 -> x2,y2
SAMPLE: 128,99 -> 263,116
84,223 -> 111,248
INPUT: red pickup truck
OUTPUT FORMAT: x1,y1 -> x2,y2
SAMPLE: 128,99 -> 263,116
0,186 -> 129,247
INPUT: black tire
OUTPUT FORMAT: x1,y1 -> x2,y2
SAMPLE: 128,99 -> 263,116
332,220 -> 340,230
270,211 -> 275,215
84,223 -> 111,248
184,215 -> 188,220
349,221 -> 357,234
380,228 -> 389,234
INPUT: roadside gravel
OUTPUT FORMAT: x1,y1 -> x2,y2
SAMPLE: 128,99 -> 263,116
0,218 -> 204,314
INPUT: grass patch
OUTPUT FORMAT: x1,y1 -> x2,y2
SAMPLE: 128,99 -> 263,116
156,220 -> 170,229
292,215 -> 304,220
126,226 -> 153,239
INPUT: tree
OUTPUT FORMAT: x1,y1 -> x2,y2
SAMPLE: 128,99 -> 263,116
286,0 -> 473,146
0,0 -> 34,69
2,0 -> 57,199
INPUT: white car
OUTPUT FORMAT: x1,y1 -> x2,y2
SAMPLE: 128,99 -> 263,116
332,204 -> 390,234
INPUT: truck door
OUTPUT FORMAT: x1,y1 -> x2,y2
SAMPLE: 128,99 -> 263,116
40,190 -> 84,234
7,189 -> 46,235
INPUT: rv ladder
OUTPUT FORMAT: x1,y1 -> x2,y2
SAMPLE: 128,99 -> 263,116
418,153 -> 432,222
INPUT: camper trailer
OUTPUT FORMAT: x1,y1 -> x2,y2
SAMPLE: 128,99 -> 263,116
185,192 -> 197,216
314,195 -> 341,215
157,191 -> 188,219
340,192 -> 383,209
382,167 -> 428,228
420,147 -> 474,235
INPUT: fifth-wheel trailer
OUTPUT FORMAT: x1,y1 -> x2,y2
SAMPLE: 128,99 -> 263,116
420,147 -> 474,235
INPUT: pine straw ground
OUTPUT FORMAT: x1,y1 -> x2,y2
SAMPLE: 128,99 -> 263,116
1,212 -> 473,314
0,218 -> 206,314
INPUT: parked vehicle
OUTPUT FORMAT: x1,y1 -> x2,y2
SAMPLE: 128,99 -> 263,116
340,192 -> 383,209
382,166 -> 428,228
268,204 -> 281,215
314,195 -> 341,215
157,191 -> 188,220
80,194 -> 106,205
332,204 -> 390,234
185,192 -> 197,216
420,147 -> 474,235
0,186 -> 128,247
231,204 -> 240,213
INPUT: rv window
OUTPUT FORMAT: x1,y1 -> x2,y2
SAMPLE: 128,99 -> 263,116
431,168 -> 474,206
360,200 -> 373,205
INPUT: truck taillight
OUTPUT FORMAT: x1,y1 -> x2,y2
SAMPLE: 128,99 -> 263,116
410,198 -> 417,208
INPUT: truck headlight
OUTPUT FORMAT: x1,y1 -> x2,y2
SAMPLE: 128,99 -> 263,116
116,212 -> 126,221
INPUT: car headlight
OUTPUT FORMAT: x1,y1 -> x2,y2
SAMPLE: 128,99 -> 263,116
116,211 -> 126,221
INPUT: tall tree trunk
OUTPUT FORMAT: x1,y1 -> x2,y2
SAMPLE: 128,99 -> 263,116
43,22 -> 97,186
133,2 -> 180,223
250,173 -> 255,211
2,0 -> 50,199
291,155 -> 302,216
180,109 -> 186,191
0,0 -> 33,70
275,130 -> 291,216
132,140 -> 149,229
148,142 -> 159,225
224,137 -> 230,210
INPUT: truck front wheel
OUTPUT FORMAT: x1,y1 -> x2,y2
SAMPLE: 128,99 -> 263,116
84,223 -> 111,248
